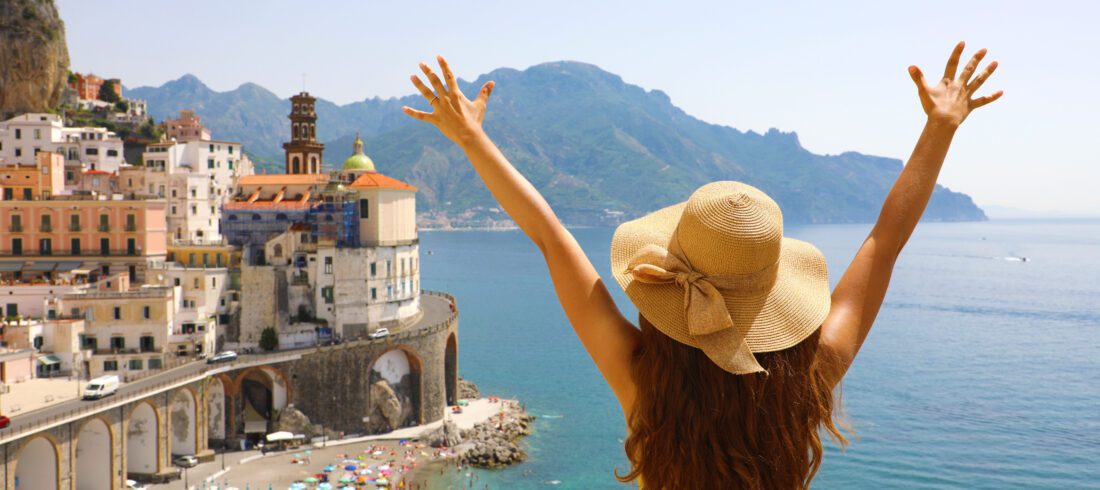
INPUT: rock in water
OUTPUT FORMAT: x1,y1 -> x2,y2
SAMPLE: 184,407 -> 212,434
0,0 -> 70,118
458,377 -> 480,399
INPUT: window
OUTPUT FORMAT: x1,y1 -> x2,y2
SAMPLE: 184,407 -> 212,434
228,146 -> 234,155
194,278 -> 200,289
14,148 -> 21,157
71,238 -> 81,255
33,128 -> 40,140
148,358 -> 162,369
174,277 -> 181,286
322,286 -> 334,304
129,359 -> 143,370
10,214 -> 21,231
228,160 -> 234,170
324,256 -> 333,274
99,214 -> 109,231
209,144 -> 214,152
207,158 -> 215,169
126,238 -> 136,255
69,214 -> 80,231
110,336 -> 124,349
14,128 -> 20,139
11,238 -> 22,255
359,199 -> 369,219
85,148 -> 98,156
100,238 -> 110,255
202,253 -> 209,266
125,214 -> 136,230
82,335 -> 96,350
171,189 -> 177,198
140,336 -> 154,352
371,287 -> 377,300
386,260 -> 392,275
190,188 -> 196,198
143,306 -> 151,319
106,149 -> 118,157
370,262 -> 376,277
40,214 -> 51,231
103,360 -> 118,371
113,307 -> 122,320
39,238 -> 52,255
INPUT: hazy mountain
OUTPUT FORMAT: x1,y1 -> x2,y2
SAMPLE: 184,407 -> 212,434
128,62 -> 986,225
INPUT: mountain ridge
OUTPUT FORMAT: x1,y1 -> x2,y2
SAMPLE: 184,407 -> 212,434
127,62 -> 986,225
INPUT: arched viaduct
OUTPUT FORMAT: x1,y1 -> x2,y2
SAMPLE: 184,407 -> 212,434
0,291 -> 458,488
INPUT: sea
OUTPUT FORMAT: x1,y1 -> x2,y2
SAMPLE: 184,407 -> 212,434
417,219 -> 1100,489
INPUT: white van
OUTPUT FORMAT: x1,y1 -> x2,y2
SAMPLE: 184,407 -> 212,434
83,375 -> 120,400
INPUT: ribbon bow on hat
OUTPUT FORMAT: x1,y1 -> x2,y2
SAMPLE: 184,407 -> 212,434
627,243 -> 765,374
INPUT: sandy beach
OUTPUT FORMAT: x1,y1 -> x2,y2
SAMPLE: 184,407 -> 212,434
190,397 -> 520,489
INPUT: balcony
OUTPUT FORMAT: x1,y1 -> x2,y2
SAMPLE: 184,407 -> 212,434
0,249 -> 143,258
125,224 -> 137,232
40,224 -> 52,232
98,224 -> 110,232
8,224 -> 22,232
69,224 -> 82,232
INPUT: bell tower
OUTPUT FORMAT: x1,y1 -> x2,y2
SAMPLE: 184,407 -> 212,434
283,92 -> 325,174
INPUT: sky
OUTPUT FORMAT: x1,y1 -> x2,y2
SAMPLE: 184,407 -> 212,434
57,0 -> 1098,215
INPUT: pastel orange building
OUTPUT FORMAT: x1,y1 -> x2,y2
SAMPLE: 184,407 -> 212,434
0,197 -> 167,283
0,151 -> 65,200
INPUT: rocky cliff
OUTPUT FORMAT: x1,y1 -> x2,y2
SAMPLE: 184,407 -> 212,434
0,0 -> 70,119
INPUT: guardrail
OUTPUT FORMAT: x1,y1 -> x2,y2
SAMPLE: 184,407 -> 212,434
0,349 -> 301,444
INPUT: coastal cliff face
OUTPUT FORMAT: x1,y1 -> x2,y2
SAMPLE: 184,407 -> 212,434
0,0 -> 70,119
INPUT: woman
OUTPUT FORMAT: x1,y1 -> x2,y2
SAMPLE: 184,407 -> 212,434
403,42 -> 1001,488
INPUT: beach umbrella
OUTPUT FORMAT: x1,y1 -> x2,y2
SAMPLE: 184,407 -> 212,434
344,464 -> 357,471
323,465 -> 336,472
304,477 -> 319,484
338,476 -> 354,483
318,484 -> 333,490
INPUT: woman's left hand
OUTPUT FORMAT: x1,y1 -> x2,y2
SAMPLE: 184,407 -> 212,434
403,56 -> 494,146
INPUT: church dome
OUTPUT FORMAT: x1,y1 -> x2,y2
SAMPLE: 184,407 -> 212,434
342,132 -> 376,171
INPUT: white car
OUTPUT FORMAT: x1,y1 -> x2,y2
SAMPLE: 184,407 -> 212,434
206,351 -> 238,364
126,479 -> 148,490
173,455 -> 199,468
369,328 -> 390,339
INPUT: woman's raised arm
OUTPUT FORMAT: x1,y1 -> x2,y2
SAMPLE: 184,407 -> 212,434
821,42 -> 1003,382
403,57 -> 641,412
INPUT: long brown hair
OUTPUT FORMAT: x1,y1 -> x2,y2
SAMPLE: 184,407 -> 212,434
618,315 -> 849,489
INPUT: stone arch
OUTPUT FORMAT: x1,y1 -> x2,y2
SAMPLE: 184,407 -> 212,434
445,332 -> 458,406
169,386 -> 198,456
291,156 -> 300,173
15,433 -> 61,490
310,156 -> 318,172
206,375 -> 229,446
366,345 -> 423,432
233,366 -> 291,437
126,400 -> 160,476
74,416 -> 114,490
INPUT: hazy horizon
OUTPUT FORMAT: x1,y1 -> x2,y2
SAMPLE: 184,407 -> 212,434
56,0 -> 1098,215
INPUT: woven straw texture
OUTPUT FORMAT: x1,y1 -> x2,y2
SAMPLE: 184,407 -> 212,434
611,182 -> 831,365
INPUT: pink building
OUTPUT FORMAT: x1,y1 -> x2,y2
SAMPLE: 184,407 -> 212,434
0,197 -> 167,285
0,151 -> 65,201
163,109 -> 212,142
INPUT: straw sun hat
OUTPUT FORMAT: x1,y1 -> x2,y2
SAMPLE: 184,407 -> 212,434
611,181 -> 831,375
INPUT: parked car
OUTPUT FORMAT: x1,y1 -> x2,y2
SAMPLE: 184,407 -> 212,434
82,375 -> 120,400
125,479 -> 149,490
0,414 -> 10,429
172,455 -> 199,468
369,328 -> 390,339
206,351 -> 238,364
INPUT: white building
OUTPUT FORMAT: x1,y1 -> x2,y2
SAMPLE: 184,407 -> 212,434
121,137 -> 254,245
0,113 -> 127,181
151,262 -> 231,350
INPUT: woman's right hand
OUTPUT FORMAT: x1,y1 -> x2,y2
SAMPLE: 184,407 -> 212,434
402,55 -> 495,146
908,41 -> 1003,128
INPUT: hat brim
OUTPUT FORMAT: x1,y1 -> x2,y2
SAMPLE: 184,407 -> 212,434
611,202 -> 831,354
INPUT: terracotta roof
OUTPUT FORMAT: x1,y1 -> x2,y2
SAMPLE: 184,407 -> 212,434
348,171 -> 417,191
289,223 -> 311,231
239,174 -> 329,186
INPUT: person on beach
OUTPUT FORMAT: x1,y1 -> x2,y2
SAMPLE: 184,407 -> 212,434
403,42 -> 1001,489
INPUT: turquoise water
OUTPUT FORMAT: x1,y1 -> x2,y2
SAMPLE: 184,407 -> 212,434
418,220 -> 1100,489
